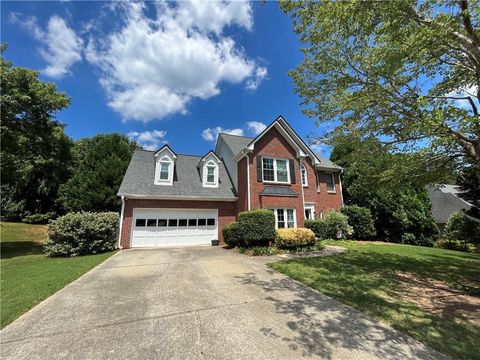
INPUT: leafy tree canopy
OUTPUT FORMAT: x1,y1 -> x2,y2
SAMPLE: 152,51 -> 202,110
331,135 -> 439,244
1,46 -> 73,218
58,134 -> 137,213
281,0 -> 480,184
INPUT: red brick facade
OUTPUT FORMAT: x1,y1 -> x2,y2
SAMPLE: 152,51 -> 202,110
120,199 -> 236,248
120,124 -> 343,248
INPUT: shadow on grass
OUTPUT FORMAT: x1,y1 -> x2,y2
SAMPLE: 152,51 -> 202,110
1,241 -> 44,259
262,251 -> 480,360
235,268 -> 448,360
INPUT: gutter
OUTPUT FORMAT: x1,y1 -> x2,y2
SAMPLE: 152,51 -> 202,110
117,196 -> 125,249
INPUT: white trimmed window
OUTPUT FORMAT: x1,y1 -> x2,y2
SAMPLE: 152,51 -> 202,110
155,155 -> 174,185
304,204 -> 315,220
203,160 -> 219,188
301,164 -> 308,187
326,173 -> 336,192
262,157 -> 290,183
273,208 -> 296,228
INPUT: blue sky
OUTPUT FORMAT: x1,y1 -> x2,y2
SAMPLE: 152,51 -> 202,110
1,1 -> 328,155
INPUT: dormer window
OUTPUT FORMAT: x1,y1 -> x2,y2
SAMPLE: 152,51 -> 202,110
159,157 -> 171,181
206,163 -> 216,184
154,145 -> 177,186
198,151 -> 221,188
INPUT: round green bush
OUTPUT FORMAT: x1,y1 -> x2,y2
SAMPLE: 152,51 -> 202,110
444,211 -> 480,244
341,205 -> 376,240
44,212 -> 119,257
324,211 -> 352,239
305,219 -> 327,238
222,222 -> 241,247
237,209 -> 276,246
435,239 -> 475,253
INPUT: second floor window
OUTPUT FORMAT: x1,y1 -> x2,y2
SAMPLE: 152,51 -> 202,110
262,157 -> 289,183
301,164 -> 308,186
326,172 -> 335,192
159,162 -> 170,180
206,166 -> 215,183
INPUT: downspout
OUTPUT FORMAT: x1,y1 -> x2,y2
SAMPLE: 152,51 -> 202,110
246,154 -> 251,211
339,170 -> 344,207
299,157 -> 305,225
117,196 -> 125,249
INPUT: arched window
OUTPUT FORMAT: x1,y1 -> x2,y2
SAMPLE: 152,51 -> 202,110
159,156 -> 171,181
301,163 -> 308,186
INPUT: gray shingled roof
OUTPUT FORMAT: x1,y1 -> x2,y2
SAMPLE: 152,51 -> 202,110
218,133 -> 251,156
118,150 -> 237,199
426,185 -> 472,224
260,186 -> 299,197
219,133 -> 342,171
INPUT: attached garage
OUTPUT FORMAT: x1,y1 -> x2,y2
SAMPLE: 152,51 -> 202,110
131,209 -> 218,247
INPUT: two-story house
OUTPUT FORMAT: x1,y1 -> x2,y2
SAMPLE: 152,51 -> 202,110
117,116 -> 343,248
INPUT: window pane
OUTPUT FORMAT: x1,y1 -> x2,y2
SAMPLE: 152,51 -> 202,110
326,173 -> 335,192
147,219 -> 157,227
262,158 -> 275,181
135,219 -> 146,227
277,209 -> 285,222
158,219 -> 167,227
160,162 -> 170,180
276,160 -> 288,182
188,219 -> 197,226
207,166 -> 215,183
286,209 -> 295,228
301,166 -> 307,185
207,218 -> 215,226
168,219 -> 178,227
278,221 -> 286,228
179,219 -> 187,226
198,219 -> 206,226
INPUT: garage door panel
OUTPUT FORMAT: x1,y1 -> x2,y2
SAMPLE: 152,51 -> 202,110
132,209 -> 218,247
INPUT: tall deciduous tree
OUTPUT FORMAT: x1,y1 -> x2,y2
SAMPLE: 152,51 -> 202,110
58,134 -> 137,213
1,47 -> 73,218
281,0 -> 480,183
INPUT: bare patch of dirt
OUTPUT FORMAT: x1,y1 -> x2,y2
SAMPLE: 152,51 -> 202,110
395,272 -> 480,326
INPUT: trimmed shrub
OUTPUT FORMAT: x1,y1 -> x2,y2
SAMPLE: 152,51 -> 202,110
324,211 -> 352,239
400,233 -> 434,247
444,211 -> 480,244
341,205 -> 376,240
222,222 -> 241,247
276,228 -> 315,248
44,212 -> 119,257
23,212 -> 57,224
435,239 -> 475,253
305,219 -> 328,239
237,209 -> 276,246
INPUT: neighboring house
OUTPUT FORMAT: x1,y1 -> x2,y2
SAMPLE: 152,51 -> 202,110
117,116 -> 343,248
426,184 -> 472,232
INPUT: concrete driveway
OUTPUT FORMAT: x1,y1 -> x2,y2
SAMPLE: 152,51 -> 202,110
1,247 -> 447,360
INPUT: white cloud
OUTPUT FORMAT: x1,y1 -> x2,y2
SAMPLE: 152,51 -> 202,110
127,130 -> 167,150
86,1 -> 266,122
245,66 -> 268,91
202,127 -> 244,141
246,121 -> 266,135
11,13 -> 82,78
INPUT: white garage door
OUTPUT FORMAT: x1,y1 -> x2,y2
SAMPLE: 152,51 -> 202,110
131,209 -> 218,247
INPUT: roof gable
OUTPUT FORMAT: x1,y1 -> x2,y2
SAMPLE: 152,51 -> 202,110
153,144 -> 177,159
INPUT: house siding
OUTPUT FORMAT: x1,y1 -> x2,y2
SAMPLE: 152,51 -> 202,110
120,199 -> 236,248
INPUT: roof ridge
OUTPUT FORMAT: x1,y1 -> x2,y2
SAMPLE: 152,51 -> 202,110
219,133 -> 254,139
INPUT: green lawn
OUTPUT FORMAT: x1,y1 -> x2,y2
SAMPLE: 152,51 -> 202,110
269,241 -> 480,360
1,222 -> 115,328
